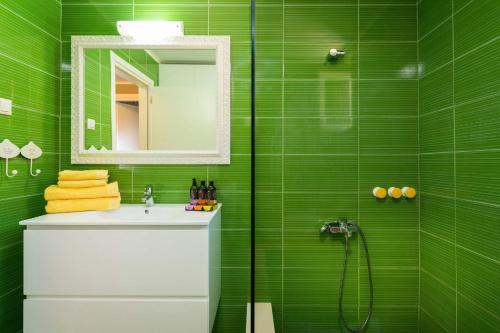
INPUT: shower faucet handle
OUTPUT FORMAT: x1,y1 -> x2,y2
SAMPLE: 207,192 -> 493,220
320,221 -> 343,234
320,219 -> 357,237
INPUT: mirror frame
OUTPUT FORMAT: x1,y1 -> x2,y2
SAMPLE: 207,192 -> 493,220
71,35 -> 231,165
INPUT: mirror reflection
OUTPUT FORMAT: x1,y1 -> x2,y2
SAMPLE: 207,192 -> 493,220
84,48 -> 218,152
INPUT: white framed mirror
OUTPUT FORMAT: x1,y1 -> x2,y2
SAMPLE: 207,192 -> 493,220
71,36 -> 231,165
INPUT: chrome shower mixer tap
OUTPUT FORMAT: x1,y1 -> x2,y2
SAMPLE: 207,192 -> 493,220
320,218 -> 358,238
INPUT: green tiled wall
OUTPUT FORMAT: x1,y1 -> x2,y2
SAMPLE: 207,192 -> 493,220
255,2 -> 419,332
61,1 -> 251,332
84,48 -> 159,149
417,0 -> 500,332
0,1 -> 61,332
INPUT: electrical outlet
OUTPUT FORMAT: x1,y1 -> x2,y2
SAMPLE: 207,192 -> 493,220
87,118 -> 96,130
0,98 -> 12,116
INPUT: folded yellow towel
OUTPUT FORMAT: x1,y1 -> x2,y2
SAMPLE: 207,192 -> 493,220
58,179 -> 108,188
45,196 -> 121,214
44,182 -> 120,201
58,170 -> 109,181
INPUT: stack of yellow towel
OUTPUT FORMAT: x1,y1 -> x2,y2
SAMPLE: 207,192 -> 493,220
45,170 -> 121,214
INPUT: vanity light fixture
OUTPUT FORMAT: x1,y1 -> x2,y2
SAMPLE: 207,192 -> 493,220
117,21 -> 184,41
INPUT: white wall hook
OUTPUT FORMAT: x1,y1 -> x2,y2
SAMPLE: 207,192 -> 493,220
21,141 -> 43,177
0,139 -> 20,178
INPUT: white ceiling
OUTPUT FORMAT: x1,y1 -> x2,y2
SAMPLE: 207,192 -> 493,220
146,49 -> 216,64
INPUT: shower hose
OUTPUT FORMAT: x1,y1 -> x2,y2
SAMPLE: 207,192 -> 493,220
339,223 -> 374,333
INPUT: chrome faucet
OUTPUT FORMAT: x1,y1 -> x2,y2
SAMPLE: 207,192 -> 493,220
320,218 -> 358,238
142,185 -> 154,207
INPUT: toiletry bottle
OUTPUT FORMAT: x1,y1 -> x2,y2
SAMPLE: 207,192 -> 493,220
198,180 -> 208,205
190,178 -> 199,205
207,181 -> 217,206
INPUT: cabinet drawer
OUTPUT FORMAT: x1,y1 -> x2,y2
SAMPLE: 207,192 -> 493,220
24,298 -> 208,333
24,228 -> 208,296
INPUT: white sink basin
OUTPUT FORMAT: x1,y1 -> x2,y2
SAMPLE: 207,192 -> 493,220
19,204 -> 221,226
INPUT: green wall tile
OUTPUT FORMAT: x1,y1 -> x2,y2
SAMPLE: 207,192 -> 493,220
256,5 -> 283,43
454,0 -> 500,56
284,6 -> 357,44
418,0 -> 452,38
359,305 -> 417,333
359,116 -> 418,155
416,4 -> 500,330
0,2 -> 61,332
2,0 -> 61,39
359,80 -> 417,117
456,151 -> 500,205
360,267 -> 418,306
419,193 -> 455,242
284,117 -> 358,154
209,5 -> 250,43
454,38 -> 500,105
419,64 -> 454,115
284,79 -> 358,117
62,4 -> 133,41
283,193 -> 358,230
419,19 -> 453,76
420,271 -> 456,333
419,153 -> 455,195
457,247 -> 500,312
284,155 -> 358,193
457,295 -> 500,333
360,5 -> 416,42
283,266 -> 358,305
360,42 -> 417,79
419,107 -> 454,153
455,95 -> 500,151
0,287 -> 23,333
420,232 -> 456,286
0,243 -> 23,297
363,229 -> 418,267
456,199 -> 499,260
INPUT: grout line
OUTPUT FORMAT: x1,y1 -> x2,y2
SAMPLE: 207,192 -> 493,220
451,0 -> 458,330
421,229 -> 500,265
281,0 -> 285,330
420,148 -> 500,155
421,268 -> 500,322
0,50 -> 60,79
418,16 -> 452,42
419,306 -> 450,332
357,0 -> 361,322
0,285 -> 23,300
416,0 -> 421,329
0,4 -> 61,42
419,191 -> 500,208
0,193 -> 43,203
455,35 -> 500,61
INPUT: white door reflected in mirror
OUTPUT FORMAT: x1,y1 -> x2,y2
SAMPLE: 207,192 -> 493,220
71,36 -> 230,165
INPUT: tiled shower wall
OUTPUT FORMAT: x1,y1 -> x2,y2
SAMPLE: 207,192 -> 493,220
61,1 -> 251,332
417,0 -> 500,332
255,1 -> 419,332
0,2 -> 61,332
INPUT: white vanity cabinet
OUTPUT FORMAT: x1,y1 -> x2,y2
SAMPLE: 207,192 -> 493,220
20,204 -> 221,333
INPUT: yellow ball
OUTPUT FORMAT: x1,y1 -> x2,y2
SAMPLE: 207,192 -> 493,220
388,187 -> 402,199
402,187 -> 416,199
372,187 -> 387,199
